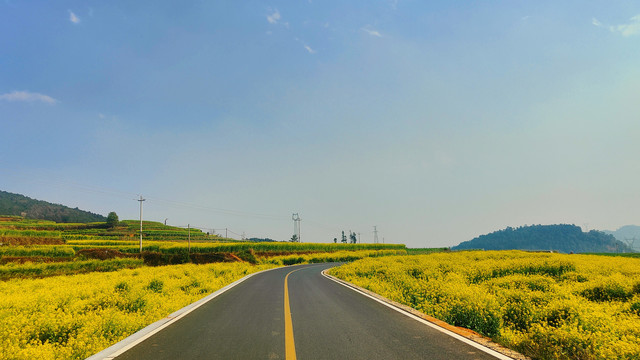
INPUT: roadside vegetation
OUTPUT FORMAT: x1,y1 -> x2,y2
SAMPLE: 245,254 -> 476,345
330,251 -> 640,360
0,262 -> 275,360
0,216 -> 405,359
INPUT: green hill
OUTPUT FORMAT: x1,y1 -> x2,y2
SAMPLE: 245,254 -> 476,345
452,224 -> 633,253
0,190 -> 106,223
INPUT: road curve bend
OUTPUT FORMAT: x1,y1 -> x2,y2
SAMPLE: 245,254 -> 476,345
108,263 -> 511,360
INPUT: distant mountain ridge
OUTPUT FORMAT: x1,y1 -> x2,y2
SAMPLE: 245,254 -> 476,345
452,224 -> 633,253
603,225 -> 640,251
0,190 -> 106,223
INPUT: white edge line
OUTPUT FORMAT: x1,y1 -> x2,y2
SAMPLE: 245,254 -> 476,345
321,269 -> 514,360
85,267 -> 279,360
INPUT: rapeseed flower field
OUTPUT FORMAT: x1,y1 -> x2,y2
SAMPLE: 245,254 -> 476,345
0,262 -> 276,360
329,251 -> 640,360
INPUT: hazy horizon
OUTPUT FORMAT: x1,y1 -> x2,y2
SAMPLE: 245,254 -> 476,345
2,1 -> 639,247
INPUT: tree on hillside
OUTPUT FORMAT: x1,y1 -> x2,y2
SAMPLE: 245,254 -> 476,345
106,212 -> 119,228
0,190 -> 106,223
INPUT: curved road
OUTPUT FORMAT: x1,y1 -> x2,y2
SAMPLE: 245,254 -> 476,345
113,263 -> 508,360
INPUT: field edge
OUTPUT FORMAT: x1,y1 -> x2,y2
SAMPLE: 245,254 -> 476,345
322,268 -> 530,360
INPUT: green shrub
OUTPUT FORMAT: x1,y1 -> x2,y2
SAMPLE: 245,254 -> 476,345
581,283 -> 632,302
629,301 -> 640,315
146,279 -> 164,293
114,281 -> 131,293
444,303 -> 501,337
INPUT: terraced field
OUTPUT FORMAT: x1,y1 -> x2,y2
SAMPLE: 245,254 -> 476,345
0,216 -> 408,359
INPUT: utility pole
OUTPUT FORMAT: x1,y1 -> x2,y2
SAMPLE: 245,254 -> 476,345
138,195 -> 145,253
358,232 -> 361,244
373,226 -> 379,244
226,228 -> 228,239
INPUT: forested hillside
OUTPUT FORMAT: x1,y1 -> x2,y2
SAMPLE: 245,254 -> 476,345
452,224 -> 632,253
0,190 -> 105,223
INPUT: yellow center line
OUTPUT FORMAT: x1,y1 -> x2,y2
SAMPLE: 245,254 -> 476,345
284,268 -> 299,360
284,265 -> 326,360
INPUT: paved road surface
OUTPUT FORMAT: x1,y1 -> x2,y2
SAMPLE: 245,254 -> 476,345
115,263 -> 506,360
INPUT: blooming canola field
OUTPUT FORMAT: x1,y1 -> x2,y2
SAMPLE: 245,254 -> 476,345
0,262 -> 277,360
0,247 -> 403,360
330,251 -> 640,360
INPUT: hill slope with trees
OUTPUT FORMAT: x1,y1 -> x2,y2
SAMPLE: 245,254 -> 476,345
0,190 -> 106,223
452,224 -> 632,253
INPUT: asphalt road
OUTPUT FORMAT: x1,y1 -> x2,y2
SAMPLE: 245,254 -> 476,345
115,263 -> 507,360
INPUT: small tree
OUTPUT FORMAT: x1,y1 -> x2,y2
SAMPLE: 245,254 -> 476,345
106,211 -> 119,228
333,237 -> 337,243
341,231 -> 347,243
350,232 -> 357,244
290,234 -> 299,242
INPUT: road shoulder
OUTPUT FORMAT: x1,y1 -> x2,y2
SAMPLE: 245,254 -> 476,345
86,266 -> 281,360
322,269 -> 530,360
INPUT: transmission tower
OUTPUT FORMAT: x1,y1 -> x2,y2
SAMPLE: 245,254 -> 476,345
624,237 -> 638,252
292,213 -> 301,242
373,226 -> 379,244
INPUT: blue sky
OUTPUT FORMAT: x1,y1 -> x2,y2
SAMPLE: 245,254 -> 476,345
2,1 -> 640,247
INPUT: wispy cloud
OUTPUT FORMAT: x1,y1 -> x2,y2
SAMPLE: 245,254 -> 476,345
593,15 -> 640,37
267,9 -> 280,24
0,91 -> 58,104
592,17 -> 603,27
294,37 -> 316,54
69,10 -> 80,24
361,27 -> 382,37
613,14 -> 640,37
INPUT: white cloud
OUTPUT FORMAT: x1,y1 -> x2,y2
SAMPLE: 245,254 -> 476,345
0,91 -> 58,104
69,10 -> 80,24
592,17 -> 603,27
613,14 -> 640,37
593,15 -> 640,37
361,27 -> 382,37
267,9 -> 280,24
294,37 -> 316,54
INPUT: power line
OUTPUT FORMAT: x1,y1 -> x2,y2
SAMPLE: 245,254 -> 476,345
0,166 -> 288,222
144,196 -> 288,221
